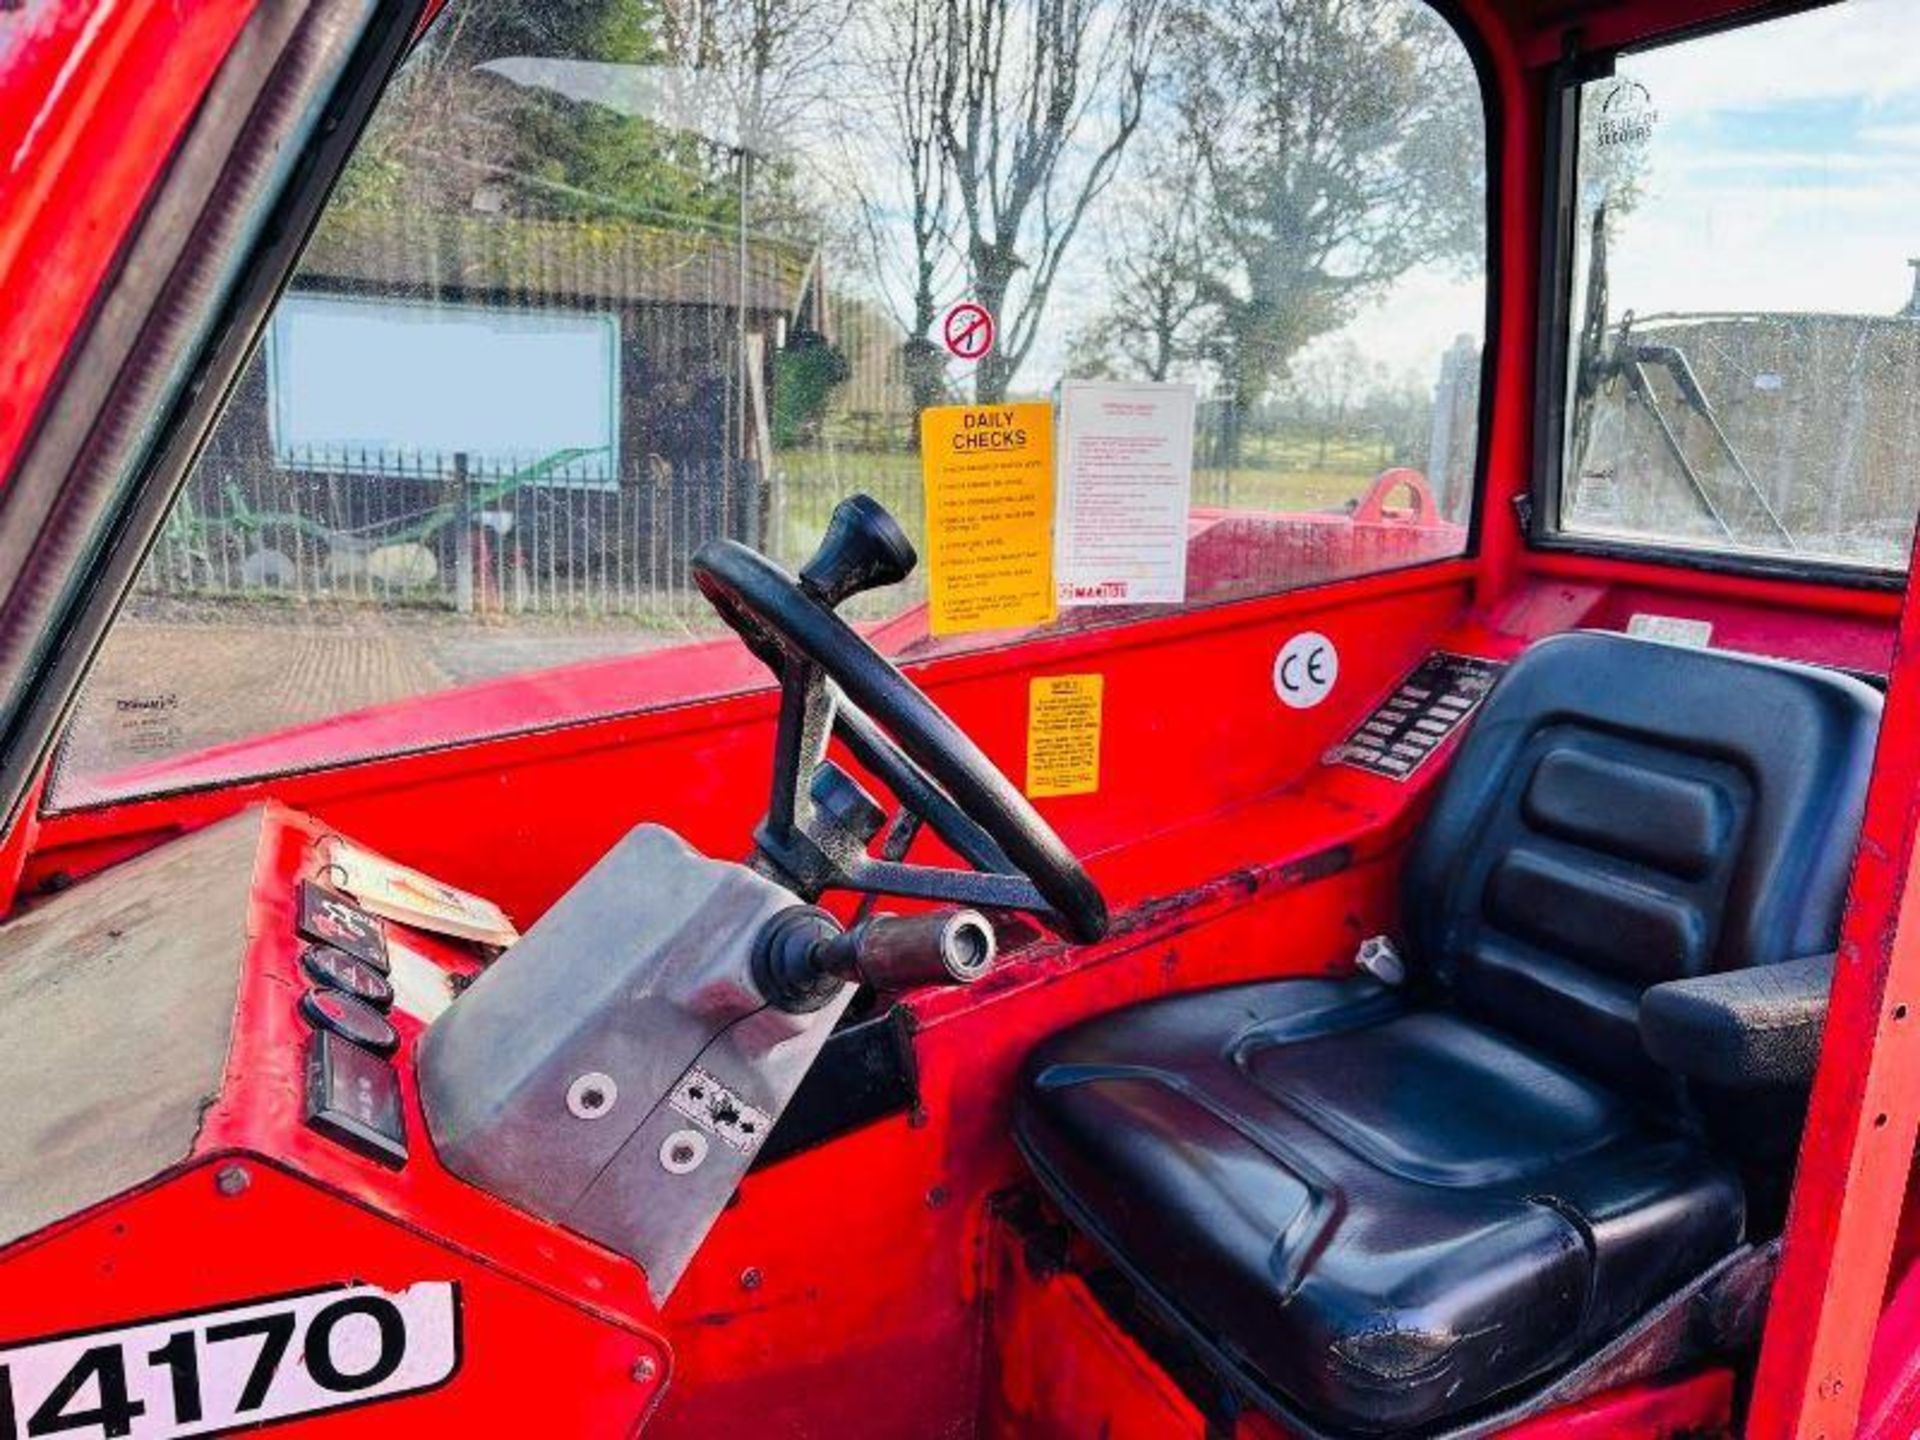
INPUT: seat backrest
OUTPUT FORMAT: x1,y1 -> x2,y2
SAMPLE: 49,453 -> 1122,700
1403,631 -> 1881,1104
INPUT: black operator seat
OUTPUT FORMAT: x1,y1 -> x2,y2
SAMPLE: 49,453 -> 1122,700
1014,632 -> 1880,1435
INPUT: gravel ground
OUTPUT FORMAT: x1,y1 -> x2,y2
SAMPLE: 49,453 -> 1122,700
56,598 -> 709,799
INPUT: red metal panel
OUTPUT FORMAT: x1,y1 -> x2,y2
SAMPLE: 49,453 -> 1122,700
1,0 -> 1912,1432
648,854 -> 1404,1437
980,1220 -> 1207,1439
203,808 -> 671,1319
1750,529 -> 1920,1440
27,565 -> 1480,924
1488,568 -> 1900,677
1508,0 -> 1822,66
0,1163 -> 666,1437
1861,1247 -> 1920,1438
1236,1373 -> 1736,1439
979,1209 -> 1736,1440
0,770 -> 45,916
1522,551 -> 1905,624
0,0 -> 258,486
0,805 -> 671,1435
1467,0 -> 1543,616
16,563 -> 1485,1440
636,648 -> 1473,1437
1491,1373 -> 1736,1438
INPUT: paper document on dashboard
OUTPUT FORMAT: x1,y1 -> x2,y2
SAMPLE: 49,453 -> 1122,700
1055,381 -> 1196,607
319,835 -> 519,947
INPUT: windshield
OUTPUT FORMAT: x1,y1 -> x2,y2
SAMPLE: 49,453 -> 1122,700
54,0 -> 1488,810
1558,0 -> 1920,570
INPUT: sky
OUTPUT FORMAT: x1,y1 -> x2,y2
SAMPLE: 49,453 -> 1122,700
510,0 -> 1920,404
1054,0 -> 1920,396
808,0 -> 1495,399
1594,0 -> 1920,322
1311,0 -> 1920,393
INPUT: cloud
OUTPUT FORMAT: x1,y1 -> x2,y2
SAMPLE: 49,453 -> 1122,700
1857,123 -> 1920,150
1585,0 -> 1920,324
1624,0 -> 1920,116
1342,271 -> 1485,381
1669,149 -> 1920,178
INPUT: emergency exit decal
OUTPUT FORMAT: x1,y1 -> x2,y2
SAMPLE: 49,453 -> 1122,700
0,1281 -> 460,1439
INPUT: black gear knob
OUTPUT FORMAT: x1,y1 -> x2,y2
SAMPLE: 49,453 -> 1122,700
798,494 -> 917,609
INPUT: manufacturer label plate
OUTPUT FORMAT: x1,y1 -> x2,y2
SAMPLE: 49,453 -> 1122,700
1329,652 -> 1506,781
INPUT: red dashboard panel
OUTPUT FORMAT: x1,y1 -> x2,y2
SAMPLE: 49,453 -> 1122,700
0,806 -> 670,1437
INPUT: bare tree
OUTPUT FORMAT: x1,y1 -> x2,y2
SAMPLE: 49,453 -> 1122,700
1078,134 -> 1209,382
851,0 -> 1159,410
937,0 -> 1165,401
1290,337 -> 1378,466
657,0 -> 857,154
852,0 -> 965,417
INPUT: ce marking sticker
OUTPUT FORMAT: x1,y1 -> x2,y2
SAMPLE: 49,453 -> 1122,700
1275,632 -> 1338,709
0,1281 -> 460,1438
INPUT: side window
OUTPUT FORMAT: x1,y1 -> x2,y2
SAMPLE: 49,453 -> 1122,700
56,0 -> 1487,809
1555,0 -> 1920,570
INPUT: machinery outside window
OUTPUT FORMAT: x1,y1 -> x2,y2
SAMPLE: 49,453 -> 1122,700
1552,0 -> 1920,572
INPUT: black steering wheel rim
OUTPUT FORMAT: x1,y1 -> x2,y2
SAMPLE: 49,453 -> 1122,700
692,538 -> 1108,944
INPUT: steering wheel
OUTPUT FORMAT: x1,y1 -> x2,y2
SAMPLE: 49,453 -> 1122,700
690,495 -> 1109,945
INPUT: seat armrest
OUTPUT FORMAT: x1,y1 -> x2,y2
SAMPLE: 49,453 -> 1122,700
1640,955 -> 1833,1088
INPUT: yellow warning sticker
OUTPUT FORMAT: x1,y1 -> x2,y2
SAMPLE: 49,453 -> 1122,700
1026,675 -> 1103,798
921,403 -> 1055,635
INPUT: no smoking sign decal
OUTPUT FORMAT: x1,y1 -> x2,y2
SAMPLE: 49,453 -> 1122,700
940,301 -> 995,361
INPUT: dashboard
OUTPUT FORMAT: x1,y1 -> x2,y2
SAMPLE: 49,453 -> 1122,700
0,806 -> 671,1436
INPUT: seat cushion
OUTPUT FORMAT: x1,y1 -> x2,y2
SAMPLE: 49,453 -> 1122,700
1015,979 -> 1745,1435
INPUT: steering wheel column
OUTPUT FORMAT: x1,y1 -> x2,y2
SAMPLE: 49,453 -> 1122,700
419,496 -> 1106,1304
692,495 -> 1108,945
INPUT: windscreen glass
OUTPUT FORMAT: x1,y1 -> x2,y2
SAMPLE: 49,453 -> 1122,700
55,0 -> 1487,809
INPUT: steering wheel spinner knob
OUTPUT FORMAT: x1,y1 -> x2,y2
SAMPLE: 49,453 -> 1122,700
799,494 -> 918,608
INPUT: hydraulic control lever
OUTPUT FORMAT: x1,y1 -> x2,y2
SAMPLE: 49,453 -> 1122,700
754,906 -> 997,1013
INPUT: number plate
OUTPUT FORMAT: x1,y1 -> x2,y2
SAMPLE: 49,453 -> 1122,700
0,1282 -> 459,1439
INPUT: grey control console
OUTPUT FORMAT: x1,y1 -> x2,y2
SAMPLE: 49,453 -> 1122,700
417,824 -> 855,1300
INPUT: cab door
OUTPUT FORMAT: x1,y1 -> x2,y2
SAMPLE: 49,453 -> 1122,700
0,0 -> 419,900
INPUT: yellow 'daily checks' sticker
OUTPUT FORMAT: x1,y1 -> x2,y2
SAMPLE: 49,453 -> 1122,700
1026,675 -> 1103,798
920,402 -> 1055,635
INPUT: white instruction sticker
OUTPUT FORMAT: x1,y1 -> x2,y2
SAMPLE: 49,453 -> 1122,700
384,936 -> 459,1023
1055,381 -> 1195,606
1627,613 -> 1713,648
